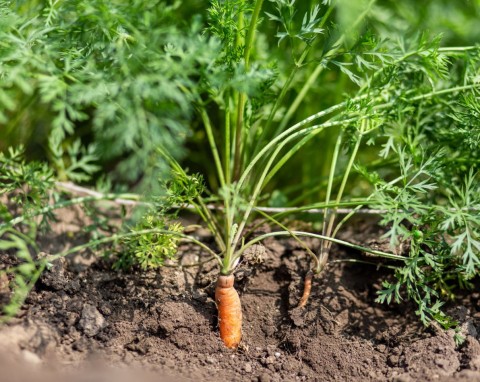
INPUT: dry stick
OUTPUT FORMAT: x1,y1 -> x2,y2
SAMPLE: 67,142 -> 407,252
53,180 -> 383,214
55,181 -> 150,206
55,181 -> 480,216
1,194 -> 138,231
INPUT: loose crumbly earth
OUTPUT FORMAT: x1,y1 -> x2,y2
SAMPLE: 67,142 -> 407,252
1,207 -> 480,382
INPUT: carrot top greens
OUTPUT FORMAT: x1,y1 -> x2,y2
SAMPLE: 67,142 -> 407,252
1,1 -> 480,342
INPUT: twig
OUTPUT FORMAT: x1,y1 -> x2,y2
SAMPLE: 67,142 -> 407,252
55,181 -> 479,215
54,181 -> 385,215
55,181 -> 151,206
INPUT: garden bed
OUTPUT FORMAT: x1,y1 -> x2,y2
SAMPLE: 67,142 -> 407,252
1,208 -> 480,382
2,2 -> 480,381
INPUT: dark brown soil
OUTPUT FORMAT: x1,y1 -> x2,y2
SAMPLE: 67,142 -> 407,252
2,209 -> 480,382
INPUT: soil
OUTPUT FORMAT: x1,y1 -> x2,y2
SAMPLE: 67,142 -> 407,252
2,207 -> 480,382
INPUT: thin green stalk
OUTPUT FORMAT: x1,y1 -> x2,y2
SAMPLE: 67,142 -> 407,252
256,199 -> 368,214
324,128 -> 364,250
245,199 -> 368,232
314,131 -> 344,271
242,199 -> 368,239
314,121 -> 365,274
288,156 -> 397,205
233,119 -> 349,253
236,1 -> 245,50
221,250 -> 232,275
233,94 -> 246,181
237,102 -> 350,190
225,93 -> 232,185
238,230 -> 406,261
254,209 -> 319,268
438,46 -> 478,52
233,0 -> 264,180
409,84 -> 480,102
195,199 -> 226,252
221,192 -> 235,275
366,84 -> 480,116
244,0 -> 264,69
263,133 -> 313,185
46,228 -> 222,265
200,108 -> 226,188
232,115 -> 371,256
0,262 -> 46,323
322,132 -> 343,236
331,204 -> 364,239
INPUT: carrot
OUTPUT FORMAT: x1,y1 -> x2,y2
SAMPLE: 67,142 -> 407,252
215,274 -> 242,349
297,270 -> 314,308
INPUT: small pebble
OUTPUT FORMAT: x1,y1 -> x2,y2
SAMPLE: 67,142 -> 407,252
244,363 -> 253,373
206,356 -> 216,364
274,352 -> 281,358
258,373 -> 271,382
388,355 -> 400,366
78,304 -> 106,337
265,355 -> 276,365
22,350 -> 41,365
123,352 -> 134,363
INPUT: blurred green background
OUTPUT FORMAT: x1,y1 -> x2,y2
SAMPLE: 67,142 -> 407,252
1,0 -> 479,196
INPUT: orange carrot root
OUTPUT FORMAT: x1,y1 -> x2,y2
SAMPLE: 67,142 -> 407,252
297,270 -> 314,308
215,274 -> 242,349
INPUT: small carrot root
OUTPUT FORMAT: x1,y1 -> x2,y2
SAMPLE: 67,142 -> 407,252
215,274 -> 242,349
297,270 -> 314,308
